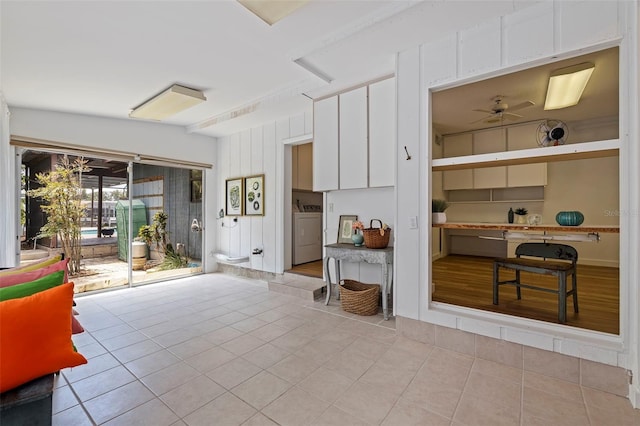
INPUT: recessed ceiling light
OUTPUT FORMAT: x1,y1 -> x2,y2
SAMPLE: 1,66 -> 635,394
544,62 -> 595,110
237,0 -> 309,25
130,84 -> 206,121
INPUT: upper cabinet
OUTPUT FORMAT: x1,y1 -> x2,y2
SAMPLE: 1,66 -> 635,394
442,124 -> 547,190
313,77 -> 396,191
369,78 -> 395,187
339,87 -> 368,189
292,143 -> 313,191
313,96 -> 339,192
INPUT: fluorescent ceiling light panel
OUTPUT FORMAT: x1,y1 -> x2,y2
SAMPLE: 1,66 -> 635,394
544,62 -> 595,110
238,0 -> 309,25
130,85 -> 206,120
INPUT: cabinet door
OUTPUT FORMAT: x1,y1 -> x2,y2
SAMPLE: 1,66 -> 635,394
297,143 -> 313,191
473,128 -> 506,188
442,133 -> 473,190
313,96 -> 339,191
507,123 -> 547,187
369,78 -> 395,187
291,145 -> 299,189
339,87 -> 368,189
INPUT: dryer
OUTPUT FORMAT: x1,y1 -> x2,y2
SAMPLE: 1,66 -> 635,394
293,212 -> 322,265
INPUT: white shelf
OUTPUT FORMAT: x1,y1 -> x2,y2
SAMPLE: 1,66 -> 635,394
432,139 -> 620,171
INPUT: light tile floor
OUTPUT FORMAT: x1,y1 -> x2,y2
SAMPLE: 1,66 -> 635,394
54,273 -> 640,425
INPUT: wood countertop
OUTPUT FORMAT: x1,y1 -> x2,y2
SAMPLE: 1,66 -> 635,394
433,222 -> 619,233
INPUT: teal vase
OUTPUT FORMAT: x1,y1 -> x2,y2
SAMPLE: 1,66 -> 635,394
555,211 -> 584,226
351,232 -> 364,247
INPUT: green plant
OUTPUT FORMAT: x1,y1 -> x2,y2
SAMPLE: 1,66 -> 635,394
515,207 -> 528,215
432,199 -> 449,213
137,225 -> 154,246
27,156 -> 90,275
158,244 -> 188,270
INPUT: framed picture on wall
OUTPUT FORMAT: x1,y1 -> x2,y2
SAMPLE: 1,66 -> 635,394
225,177 -> 243,216
244,174 -> 265,216
338,215 -> 357,244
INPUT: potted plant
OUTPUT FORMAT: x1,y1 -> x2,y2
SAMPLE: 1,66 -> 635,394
514,207 -> 528,224
432,199 -> 449,224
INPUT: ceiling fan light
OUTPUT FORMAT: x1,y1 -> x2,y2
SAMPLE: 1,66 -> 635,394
129,85 -> 206,121
544,62 -> 595,110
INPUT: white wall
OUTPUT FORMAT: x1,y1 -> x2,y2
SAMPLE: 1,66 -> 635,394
7,107 -> 219,272
325,187 -> 394,285
397,0 -> 640,405
215,111 -> 312,273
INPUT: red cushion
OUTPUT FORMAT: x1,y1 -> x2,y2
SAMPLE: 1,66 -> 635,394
0,283 -> 87,393
0,259 -> 69,288
0,255 -> 62,277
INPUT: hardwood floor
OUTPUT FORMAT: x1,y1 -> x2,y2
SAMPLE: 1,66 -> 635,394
287,260 -> 323,278
432,255 -> 619,335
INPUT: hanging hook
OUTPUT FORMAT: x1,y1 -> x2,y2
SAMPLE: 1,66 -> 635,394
404,146 -> 412,160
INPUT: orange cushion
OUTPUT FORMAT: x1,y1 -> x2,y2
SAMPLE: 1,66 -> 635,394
0,259 -> 69,288
0,283 -> 87,393
0,255 -> 63,277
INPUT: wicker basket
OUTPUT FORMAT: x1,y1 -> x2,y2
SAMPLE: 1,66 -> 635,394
362,219 -> 391,249
339,279 -> 380,316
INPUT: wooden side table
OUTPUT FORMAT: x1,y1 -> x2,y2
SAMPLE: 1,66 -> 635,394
324,243 -> 394,320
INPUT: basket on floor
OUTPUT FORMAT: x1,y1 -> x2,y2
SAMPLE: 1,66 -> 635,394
362,219 -> 391,249
339,279 -> 380,316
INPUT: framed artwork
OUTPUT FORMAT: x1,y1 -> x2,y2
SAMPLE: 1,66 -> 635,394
225,177 -> 243,216
244,174 -> 265,216
338,215 -> 357,244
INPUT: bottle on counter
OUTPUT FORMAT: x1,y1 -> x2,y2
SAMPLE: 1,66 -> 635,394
508,207 -> 514,224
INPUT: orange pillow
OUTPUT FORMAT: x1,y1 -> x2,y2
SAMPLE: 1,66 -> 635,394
0,283 -> 87,393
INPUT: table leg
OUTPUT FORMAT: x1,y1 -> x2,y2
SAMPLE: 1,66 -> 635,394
324,256 -> 332,305
335,260 -> 341,300
382,262 -> 389,320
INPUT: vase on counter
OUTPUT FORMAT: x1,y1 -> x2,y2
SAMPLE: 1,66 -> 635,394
432,212 -> 447,224
515,214 -> 528,224
351,231 -> 364,247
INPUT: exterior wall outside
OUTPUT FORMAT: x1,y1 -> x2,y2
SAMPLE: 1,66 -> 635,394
134,164 -> 203,261
396,0 -> 639,406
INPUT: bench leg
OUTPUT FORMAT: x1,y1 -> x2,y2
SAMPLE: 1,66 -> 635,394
558,272 -> 567,323
493,263 -> 499,305
515,270 -> 522,300
572,272 -> 579,313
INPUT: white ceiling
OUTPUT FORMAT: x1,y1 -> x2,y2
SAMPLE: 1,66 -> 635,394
1,0 -> 530,138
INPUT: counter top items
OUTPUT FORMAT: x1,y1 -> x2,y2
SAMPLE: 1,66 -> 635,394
433,222 -> 619,233
514,207 -> 528,224
432,199 -> 449,224
508,208 -> 514,224
324,243 -> 393,320
556,211 -> 585,226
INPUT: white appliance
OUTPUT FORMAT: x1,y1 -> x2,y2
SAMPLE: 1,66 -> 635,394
293,212 -> 322,265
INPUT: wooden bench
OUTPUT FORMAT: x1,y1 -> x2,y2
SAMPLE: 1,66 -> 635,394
493,243 -> 578,323
0,374 -> 54,426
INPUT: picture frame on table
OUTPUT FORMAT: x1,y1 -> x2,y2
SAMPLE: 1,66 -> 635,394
337,215 -> 358,244
244,174 -> 265,216
225,177 -> 244,216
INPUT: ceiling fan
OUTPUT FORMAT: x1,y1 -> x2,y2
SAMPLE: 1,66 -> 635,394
471,95 -> 535,124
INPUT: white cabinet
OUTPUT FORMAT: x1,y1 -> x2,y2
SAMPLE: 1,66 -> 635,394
339,87 -> 368,189
369,78 -> 395,187
507,124 -> 547,187
443,133 -> 473,190
313,96 -> 339,192
292,143 -> 313,191
473,129 -> 506,189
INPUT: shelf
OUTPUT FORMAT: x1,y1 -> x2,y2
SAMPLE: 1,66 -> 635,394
433,222 -> 619,233
432,139 -> 620,171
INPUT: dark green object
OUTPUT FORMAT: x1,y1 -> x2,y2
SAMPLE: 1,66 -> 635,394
0,270 -> 65,301
115,200 -> 148,261
555,211 -> 584,226
508,208 -> 514,224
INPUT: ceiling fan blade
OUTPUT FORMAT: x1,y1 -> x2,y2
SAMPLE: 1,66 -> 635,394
503,112 -> 523,119
508,100 -> 535,112
472,109 -> 493,114
469,115 -> 492,124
